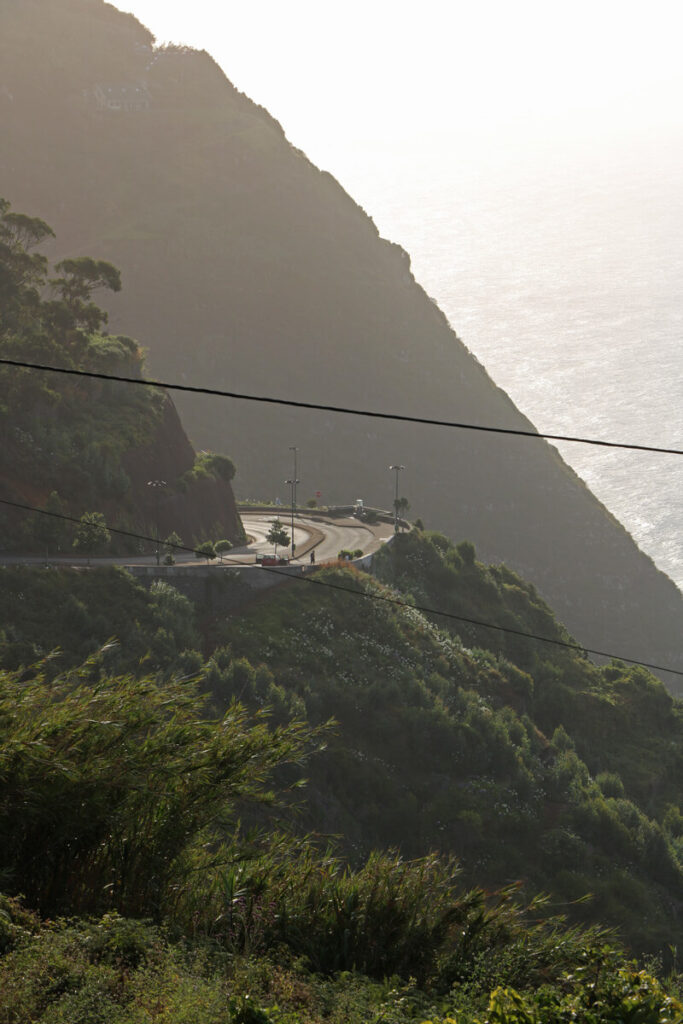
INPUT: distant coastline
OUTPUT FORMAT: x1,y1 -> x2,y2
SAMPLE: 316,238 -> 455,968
335,144 -> 683,591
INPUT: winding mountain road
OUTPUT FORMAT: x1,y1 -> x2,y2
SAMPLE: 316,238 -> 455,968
238,512 -> 390,564
0,511 -> 395,569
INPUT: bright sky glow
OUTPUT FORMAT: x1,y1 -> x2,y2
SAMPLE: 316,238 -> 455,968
113,0 -> 683,168
108,1 -> 683,591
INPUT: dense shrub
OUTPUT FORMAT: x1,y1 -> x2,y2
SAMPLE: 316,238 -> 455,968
0,663 -> 313,918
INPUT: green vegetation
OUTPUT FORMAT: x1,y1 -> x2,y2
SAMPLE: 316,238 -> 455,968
200,451 -> 237,482
214,539 -> 683,957
162,530 -> 183,564
0,198 -> 242,552
1,4 -> 680,1007
0,199 -> 160,501
0,184 -> 681,1013
178,451 -> 237,492
394,495 -> 410,524
2,863 -> 680,1023
72,510 -> 111,563
0,550 -> 682,1018
373,533 -> 683,804
0,650 -> 681,1021
0,567 -> 200,676
3,0 -> 682,725
267,518 -> 290,556
195,539 -> 217,562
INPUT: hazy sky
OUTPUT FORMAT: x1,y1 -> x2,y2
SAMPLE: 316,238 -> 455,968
114,0 -> 683,170
109,1 -> 682,591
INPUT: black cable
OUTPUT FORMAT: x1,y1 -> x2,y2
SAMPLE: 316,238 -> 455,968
300,573 -> 683,677
1,496 -> 681,679
1,357 -> 681,457
0,497 -> 205,557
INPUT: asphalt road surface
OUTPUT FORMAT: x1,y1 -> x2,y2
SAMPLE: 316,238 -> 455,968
229,513 -> 388,564
0,512 -> 392,569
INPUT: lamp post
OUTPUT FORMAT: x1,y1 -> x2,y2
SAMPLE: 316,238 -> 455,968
147,479 -> 166,565
286,446 -> 299,559
389,464 -> 405,533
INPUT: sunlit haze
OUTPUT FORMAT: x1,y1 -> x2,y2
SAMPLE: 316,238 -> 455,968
113,0 -> 683,591
113,0 -> 683,164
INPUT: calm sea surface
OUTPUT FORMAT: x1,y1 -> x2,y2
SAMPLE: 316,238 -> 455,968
325,138 -> 683,591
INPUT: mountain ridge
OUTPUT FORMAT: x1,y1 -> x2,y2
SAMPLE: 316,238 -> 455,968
0,0 -> 680,685
0,196 -> 243,552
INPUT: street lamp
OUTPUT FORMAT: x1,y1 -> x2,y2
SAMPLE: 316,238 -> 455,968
286,446 -> 299,559
389,464 -> 405,533
147,479 -> 166,565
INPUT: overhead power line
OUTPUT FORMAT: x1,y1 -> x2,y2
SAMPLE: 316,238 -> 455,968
1,357 -> 681,457
1,496 -> 681,679
301,573 -> 683,678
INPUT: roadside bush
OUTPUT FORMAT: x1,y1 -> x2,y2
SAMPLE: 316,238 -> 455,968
456,540 -> 476,566
597,771 -> 625,799
195,540 -> 216,561
176,840 -> 613,993
0,664 -> 312,919
198,452 -> 236,482
475,966 -> 683,1024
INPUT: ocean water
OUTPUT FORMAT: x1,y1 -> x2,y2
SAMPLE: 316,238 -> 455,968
322,137 -> 683,591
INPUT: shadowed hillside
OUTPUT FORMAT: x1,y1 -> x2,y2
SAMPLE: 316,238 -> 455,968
2,545 -> 681,956
0,0 -> 680,684
0,197 -> 242,551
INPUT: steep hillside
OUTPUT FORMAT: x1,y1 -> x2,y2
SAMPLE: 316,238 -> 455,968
3,634 -> 681,1021
215,551 -> 683,956
0,0 -> 680,683
1,552 -> 681,957
0,198 -> 242,550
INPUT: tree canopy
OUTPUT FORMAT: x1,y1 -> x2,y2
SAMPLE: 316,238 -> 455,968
267,518 -> 290,555
73,511 -> 110,562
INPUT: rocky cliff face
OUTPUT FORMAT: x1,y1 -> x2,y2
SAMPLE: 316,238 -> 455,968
1,0 -> 680,685
119,397 -> 242,546
0,386 -> 243,551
